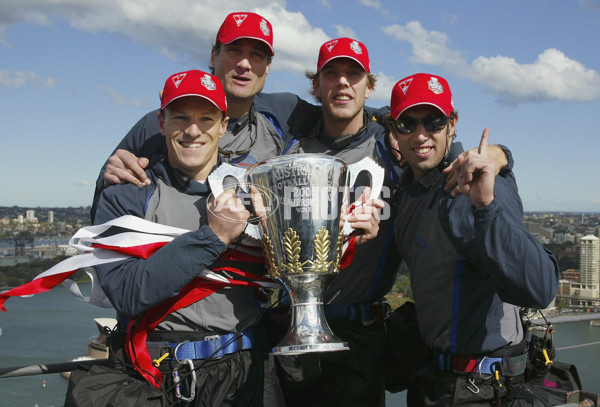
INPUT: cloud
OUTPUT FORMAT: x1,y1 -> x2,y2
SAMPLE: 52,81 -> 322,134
0,69 -> 56,88
0,0 -> 328,75
95,84 -> 149,107
470,49 -> 600,104
383,21 -> 463,67
360,0 -> 382,9
382,21 -> 600,103
359,0 -> 390,17
334,25 -> 358,40
370,71 -> 396,103
579,0 -> 600,11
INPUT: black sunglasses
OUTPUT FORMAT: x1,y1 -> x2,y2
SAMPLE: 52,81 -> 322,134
390,114 -> 450,135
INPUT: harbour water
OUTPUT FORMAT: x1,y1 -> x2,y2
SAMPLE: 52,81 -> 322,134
1,285 -> 600,407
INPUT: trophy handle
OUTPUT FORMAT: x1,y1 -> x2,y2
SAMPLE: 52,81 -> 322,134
207,163 -> 261,240
207,163 -> 249,196
343,157 -> 385,236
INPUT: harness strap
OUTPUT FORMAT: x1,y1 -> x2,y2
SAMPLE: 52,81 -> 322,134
148,328 -> 254,361
437,353 -> 528,376
125,267 -> 272,388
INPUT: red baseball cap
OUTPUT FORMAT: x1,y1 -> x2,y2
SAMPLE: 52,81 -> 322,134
160,70 -> 227,115
391,73 -> 454,119
216,12 -> 274,56
317,37 -> 370,73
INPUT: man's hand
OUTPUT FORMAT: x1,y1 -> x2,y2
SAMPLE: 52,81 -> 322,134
207,188 -> 250,245
443,129 -> 496,208
103,149 -> 151,187
445,140 -> 507,196
387,131 -> 404,164
346,186 -> 385,245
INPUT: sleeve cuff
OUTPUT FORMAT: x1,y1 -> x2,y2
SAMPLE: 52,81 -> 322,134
472,198 -> 503,220
497,144 -> 514,175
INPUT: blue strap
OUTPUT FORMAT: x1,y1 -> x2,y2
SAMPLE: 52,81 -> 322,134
478,357 -> 503,375
168,330 -> 253,360
438,353 -> 452,371
437,353 -> 502,374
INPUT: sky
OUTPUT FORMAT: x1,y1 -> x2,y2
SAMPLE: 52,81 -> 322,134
0,0 -> 599,212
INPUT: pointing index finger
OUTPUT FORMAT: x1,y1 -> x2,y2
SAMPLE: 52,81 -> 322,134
478,128 -> 490,157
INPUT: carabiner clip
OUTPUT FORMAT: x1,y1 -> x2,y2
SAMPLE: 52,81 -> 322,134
172,358 -> 196,402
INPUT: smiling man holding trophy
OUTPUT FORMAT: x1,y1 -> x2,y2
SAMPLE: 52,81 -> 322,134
266,38 -> 396,407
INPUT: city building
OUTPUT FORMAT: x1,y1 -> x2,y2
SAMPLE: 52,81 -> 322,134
558,235 -> 600,309
561,269 -> 580,282
527,222 -> 553,244
580,235 -> 600,289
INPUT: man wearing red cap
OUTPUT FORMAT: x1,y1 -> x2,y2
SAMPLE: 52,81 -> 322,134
91,11 -> 317,221
279,37 -> 401,407
67,70 -> 273,406
388,73 -> 559,406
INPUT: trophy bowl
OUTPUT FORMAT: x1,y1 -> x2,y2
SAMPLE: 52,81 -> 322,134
248,154 -> 350,354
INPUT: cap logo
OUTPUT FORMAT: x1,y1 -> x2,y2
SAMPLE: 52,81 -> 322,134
232,14 -> 247,27
350,40 -> 362,55
201,74 -> 216,91
172,73 -> 186,88
260,19 -> 270,36
398,78 -> 413,95
325,40 -> 338,52
428,77 -> 444,94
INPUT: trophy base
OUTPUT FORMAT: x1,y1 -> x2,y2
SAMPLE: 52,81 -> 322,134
271,341 -> 349,355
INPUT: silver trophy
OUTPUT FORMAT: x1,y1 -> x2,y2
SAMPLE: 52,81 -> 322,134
208,154 -> 384,354
246,154 -> 383,354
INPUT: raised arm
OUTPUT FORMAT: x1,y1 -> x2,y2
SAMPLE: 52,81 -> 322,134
442,131 -> 559,309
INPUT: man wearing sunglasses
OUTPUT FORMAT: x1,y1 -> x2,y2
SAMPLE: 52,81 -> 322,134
388,73 -> 559,406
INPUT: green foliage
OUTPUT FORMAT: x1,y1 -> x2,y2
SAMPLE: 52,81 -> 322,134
545,242 -> 579,271
385,263 -> 413,310
0,256 -> 91,289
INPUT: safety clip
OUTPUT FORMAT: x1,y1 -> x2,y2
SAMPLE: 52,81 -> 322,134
172,358 -> 196,402
153,350 -> 170,367
542,348 -> 553,365
466,377 -> 480,394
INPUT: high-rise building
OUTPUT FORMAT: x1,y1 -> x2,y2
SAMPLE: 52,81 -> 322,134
48,210 -> 54,224
26,210 -> 35,222
579,235 -> 600,298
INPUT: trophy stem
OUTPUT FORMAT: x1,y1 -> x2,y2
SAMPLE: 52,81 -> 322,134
271,274 -> 349,355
